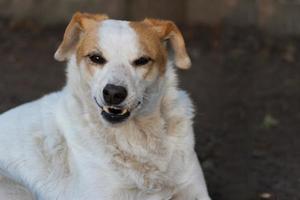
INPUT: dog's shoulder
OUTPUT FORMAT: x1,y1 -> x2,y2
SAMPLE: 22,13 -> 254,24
164,65 -> 194,113
158,66 -> 196,155
162,67 -> 194,125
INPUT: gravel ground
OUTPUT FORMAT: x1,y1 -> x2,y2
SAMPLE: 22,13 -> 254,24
0,19 -> 299,200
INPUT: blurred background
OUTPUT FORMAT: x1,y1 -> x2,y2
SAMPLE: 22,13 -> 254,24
0,0 -> 299,199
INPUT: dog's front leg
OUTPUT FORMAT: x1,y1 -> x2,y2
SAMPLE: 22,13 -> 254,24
172,152 -> 211,200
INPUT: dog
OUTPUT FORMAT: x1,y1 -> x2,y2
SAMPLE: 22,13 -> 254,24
0,12 -> 211,200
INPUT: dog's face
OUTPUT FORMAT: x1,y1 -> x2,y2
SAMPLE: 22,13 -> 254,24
55,12 -> 190,124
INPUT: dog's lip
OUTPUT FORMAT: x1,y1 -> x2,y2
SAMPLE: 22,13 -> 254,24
101,107 -> 130,124
94,97 -> 141,113
102,106 -> 128,115
94,97 -> 141,123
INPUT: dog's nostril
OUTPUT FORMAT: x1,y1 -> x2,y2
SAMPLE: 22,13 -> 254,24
103,89 -> 110,96
103,84 -> 127,105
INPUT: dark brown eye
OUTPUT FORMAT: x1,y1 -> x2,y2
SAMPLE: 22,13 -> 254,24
88,54 -> 106,65
133,56 -> 152,66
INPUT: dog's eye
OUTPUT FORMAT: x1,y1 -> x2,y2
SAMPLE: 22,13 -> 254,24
133,56 -> 152,66
88,54 -> 106,65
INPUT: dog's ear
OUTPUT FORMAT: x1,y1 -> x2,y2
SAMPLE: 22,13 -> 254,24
54,12 -> 108,61
143,18 -> 191,69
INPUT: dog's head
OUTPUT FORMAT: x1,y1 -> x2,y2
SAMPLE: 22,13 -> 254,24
55,12 -> 190,124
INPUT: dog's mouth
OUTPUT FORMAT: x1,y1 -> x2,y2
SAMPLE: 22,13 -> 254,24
101,106 -> 130,124
94,97 -> 141,124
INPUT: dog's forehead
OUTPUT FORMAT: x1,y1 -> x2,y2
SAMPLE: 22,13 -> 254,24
100,19 -> 131,32
97,19 -> 140,57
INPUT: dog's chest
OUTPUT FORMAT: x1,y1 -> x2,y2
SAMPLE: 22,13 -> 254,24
103,117 -> 176,192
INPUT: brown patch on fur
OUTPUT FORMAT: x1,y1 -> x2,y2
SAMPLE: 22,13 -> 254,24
112,150 -> 163,190
113,151 -> 158,174
54,12 -> 108,62
130,22 -> 168,74
143,18 -> 191,69
76,25 -> 102,75
109,133 -> 162,189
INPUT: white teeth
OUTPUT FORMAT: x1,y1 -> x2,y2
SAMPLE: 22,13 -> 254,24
103,106 -> 128,115
121,109 -> 128,115
103,106 -> 110,113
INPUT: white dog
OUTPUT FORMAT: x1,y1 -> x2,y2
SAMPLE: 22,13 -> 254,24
0,12 -> 211,200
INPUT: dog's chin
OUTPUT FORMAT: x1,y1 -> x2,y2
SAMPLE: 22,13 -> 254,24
101,106 -> 131,124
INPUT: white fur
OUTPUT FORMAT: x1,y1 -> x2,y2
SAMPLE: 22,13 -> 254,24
0,20 -> 211,200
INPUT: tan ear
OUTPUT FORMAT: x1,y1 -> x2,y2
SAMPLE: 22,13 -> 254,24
54,12 -> 108,61
143,18 -> 191,69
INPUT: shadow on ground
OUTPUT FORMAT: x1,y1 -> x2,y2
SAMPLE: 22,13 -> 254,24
0,19 -> 299,200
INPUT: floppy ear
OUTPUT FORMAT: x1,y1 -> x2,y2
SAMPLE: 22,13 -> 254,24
54,12 -> 108,61
143,19 -> 191,69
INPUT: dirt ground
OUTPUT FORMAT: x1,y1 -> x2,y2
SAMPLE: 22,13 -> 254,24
0,19 -> 299,200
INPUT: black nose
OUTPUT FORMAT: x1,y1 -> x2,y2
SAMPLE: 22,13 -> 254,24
103,84 -> 127,105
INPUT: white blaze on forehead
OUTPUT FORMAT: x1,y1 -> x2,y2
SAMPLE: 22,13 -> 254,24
97,20 -> 140,62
